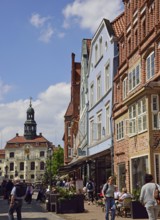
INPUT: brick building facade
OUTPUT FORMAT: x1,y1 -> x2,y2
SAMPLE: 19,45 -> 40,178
113,0 -> 160,191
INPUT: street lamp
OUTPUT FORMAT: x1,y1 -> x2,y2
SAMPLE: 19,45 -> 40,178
47,147 -> 53,190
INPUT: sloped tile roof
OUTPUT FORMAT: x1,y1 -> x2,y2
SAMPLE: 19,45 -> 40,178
64,102 -> 73,117
111,12 -> 125,38
5,134 -> 50,149
0,149 -> 5,159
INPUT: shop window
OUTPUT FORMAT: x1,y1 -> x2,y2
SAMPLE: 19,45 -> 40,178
118,163 -> 126,191
131,156 -> 149,190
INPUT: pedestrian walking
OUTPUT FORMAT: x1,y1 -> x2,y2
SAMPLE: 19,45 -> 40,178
102,176 -> 116,220
5,179 -> 14,204
8,176 -> 27,220
25,182 -> 34,204
86,179 -> 95,205
140,173 -> 160,220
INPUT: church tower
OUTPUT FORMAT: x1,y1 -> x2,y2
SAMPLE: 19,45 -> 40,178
24,98 -> 37,139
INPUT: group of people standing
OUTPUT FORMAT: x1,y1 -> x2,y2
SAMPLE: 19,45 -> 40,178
100,174 -> 160,220
1,177 -> 34,220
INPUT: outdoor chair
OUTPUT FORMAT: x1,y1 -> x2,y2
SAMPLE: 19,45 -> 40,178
119,197 -> 132,218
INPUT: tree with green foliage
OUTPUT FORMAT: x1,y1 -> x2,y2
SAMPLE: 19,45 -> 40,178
52,145 -> 64,175
43,145 -> 64,185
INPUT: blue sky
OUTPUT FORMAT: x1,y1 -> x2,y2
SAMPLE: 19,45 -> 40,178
0,0 -> 123,148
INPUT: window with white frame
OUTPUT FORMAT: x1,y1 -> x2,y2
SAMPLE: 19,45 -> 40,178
99,37 -> 103,58
128,63 -> 140,91
117,121 -> 124,140
106,105 -> 110,136
123,77 -> 127,100
137,98 -> 147,132
97,74 -> 101,101
95,44 -> 98,64
146,51 -> 155,80
105,63 -> 110,93
151,95 -> 159,129
90,119 -> 94,143
90,83 -> 94,108
155,154 -> 160,184
127,98 -> 147,136
127,104 -> 137,135
97,113 -> 102,140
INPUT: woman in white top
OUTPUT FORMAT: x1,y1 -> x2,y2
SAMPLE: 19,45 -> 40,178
140,174 -> 160,220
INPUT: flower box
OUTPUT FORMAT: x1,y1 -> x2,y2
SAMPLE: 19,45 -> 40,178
56,194 -> 84,214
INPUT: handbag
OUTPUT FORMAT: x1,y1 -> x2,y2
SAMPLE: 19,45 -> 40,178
154,184 -> 160,205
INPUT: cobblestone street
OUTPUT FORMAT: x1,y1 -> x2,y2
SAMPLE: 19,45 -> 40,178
0,193 -> 148,220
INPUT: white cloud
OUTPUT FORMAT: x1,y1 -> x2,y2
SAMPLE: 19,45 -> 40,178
39,25 -> 54,43
0,80 -> 12,101
30,13 -> 50,28
62,0 -> 123,33
30,13 -> 54,43
0,83 -> 70,149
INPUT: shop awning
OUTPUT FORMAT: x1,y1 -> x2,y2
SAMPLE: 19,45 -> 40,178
58,148 -> 111,174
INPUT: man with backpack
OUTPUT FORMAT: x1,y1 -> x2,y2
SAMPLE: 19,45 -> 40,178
8,176 -> 27,220
86,179 -> 94,205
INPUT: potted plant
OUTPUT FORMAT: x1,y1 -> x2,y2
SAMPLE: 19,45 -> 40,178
54,187 -> 84,214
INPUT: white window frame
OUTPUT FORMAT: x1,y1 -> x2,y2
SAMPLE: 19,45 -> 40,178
97,112 -> 102,141
105,63 -> 110,93
137,98 -> 147,133
127,104 -> 137,136
151,95 -> 160,129
97,74 -> 102,102
106,105 -> 110,136
95,44 -> 98,64
99,36 -> 103,58
128,64 -> 140,91
146,51 -> 155,80
90,119 -> 94,143
154,154 -> 160,184
123,77 -> 127,100
117,121 -> 124,140
97,74 -> 101,101
125,118 -> 137,136
90,83 -> 94,108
